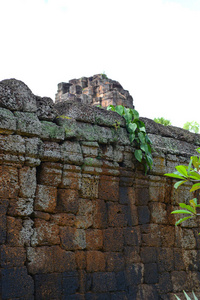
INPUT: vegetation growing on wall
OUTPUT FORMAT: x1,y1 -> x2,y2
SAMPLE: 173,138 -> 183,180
107,105 -> 153,173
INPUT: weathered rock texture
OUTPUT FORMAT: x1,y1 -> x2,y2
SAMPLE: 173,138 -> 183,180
55,74 -> 134,109
0,77 -> 200,299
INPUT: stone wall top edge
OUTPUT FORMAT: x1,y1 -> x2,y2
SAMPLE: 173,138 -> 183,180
0,78 -> 199,159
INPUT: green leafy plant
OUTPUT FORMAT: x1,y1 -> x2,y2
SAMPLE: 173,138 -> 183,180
154,117 -> 171,126
183,121 -> 199,133
107,105 -> 153,173
165,148 -> 200,227
174,290 -> 198,300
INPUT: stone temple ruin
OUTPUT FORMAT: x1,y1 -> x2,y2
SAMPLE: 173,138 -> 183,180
0,75 -> 200,299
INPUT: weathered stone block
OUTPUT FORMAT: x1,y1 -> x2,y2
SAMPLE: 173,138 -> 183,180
137,206 -> 150,224
37,162 -> 62,186
124,246 -> 141,264
41,141 -> 61,161
61,140 -> 83,165
36,96 -> 57,121
63,271 -> 79,296
99,175 -> 119,201
92,272 -> 117,293
158,272 -> 173,294
123,227 -> 141,247
107,202 -> 128,227
51,213 -> 75,226
144,263 -> 158,284
1,267 -> 34,299
60,164 -> 82,189
86,229 -> 103,250
76,198 -> 94,229
149,202 -> 168,224
0,245 -> 26,267
0,165 -> 19,198
34,273 -> 62,299
135,187 -> 150,206
75,250 -> 86,270
81,174 -> 99,199
60,227 -> 86,250
136,284 -> 159,300
141,224 -> 161,247
125,263 -> 144,286
0,214 -> 7,244
157,248 -> 174,272
103,228 -> 123,251
35,184 -> 57,213
0,107 -> 16,134
19,166 -> 36,198
31,218 -> 60,246
86,251 -> 106,272
14,111 -> 42,136
41,121 -> 65,141
8,197 -> 34,216
106,252 -> 125,272
171,271 -> 188,292
140,247 -> 157,263
93,200 -> 107,229
57,188 -> 79,213
160,225 -> 175,247
6,216 -> 23,246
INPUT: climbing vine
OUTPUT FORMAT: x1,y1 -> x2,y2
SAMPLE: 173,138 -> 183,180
107,105 -> 153,173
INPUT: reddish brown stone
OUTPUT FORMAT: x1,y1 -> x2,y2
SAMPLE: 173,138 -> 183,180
93,199 -> 107,229
99,175 -> 119,201
141,224 -> 161,247
37,162 -> 62,187
0,245 -> 26,267
57,188 -> 79,213
6,216 -> 23,246
86,229 -> 103,250
103,228 -> 124,252
0,165 -> 19,198
86,251 -> 106,272
107,202 -> 128,227
75,250 -> 86,270
106,252 -> 125,271
51,213 -> 75,226
160,225 -> 175,247
31,219 -> 60,246
81,174 -> 99,199
60,227 -> 86,250
149,202 -> 168,224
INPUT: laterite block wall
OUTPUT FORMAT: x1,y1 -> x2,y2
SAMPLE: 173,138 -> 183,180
0,78 -> 200,300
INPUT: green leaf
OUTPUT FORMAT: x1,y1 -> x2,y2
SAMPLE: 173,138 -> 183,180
131,109 -> 139,120
190,198 -> 197,207
183,290 -> 192,300
127,123 -> 137,133
107,105 -> 115,111
115,105 -> 124,116
190,183 -> 200,192
196,147 -> 200,154
174,294 -> 181,300
171,210 -> 193,215
129,133 -> 135,143
175,216 -> 192,226
179,203 -> 195,214
174,180 -> 187,189
175,165 -> 188,177
135,149 -> 143,162
124,110 -> 133,123
192,290 -> 198,300
189,171 -> 200,180
146,154 -> 153,168
164,173 -> 185,180
140,143 -> 149,154
138,132 -> 145,144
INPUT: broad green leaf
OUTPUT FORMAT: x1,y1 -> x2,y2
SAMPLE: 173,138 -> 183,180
196,147 -> 200,154
175,216 -> 192,226
171,210 -> 193,215
129,133 -> 135,143
115,105 -> 124,116
107,105 -> 115,111
146,154 -> 153,169
140,143 -> 149,154
139,127 -> 146,132
190,183 -> 200,192
127,123 -> 137,133
175,165 -> 188,177
188,157 -> 193,174
164,173 -> 185,180
124,111 -> 132,123
135,149 -> 143,162
189,171 -> 200,180
145,134 -> 152,145
179,203 -> 195,214
138,132 -> 146,144
174,180 -> 187,189
131,109 -> 139,120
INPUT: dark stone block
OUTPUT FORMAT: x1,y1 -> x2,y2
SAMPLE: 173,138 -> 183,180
137,284 -> 159,300
35,273 -> 62,299
103,228 -> 123,251
137,206 -> 150,224
136,188 -> 150,205
140,247 -> 157,263
63,295 -> 85,300
158,273 -> 173,294
126,264 -> 143,286
157,248 -> 174,272
106,252 -> 125,272
62,271 -> 79,295
144,263 -> 158,284
110,292 -> 128,299
115,271 -> 127,291
123,227 -> 141,247
92,272 -> 117,293
0,214 -> 6,244
119,187 -> 130,204
2,267 -> 34,299
127,285 -> 137,300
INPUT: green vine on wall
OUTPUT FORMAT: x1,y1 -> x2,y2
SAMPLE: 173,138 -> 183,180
107,105 -> 153,173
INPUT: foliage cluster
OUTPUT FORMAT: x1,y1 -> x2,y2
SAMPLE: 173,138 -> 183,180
107,105 -> 153,173
183,121 -> 199,134
165,148 -> 200,226
154,117 -> 171,126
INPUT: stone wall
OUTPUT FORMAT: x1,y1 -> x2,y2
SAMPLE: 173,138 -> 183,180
0,78 -> 200,300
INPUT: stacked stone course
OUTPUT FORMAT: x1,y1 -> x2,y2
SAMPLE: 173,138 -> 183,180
0,77 -> 200,299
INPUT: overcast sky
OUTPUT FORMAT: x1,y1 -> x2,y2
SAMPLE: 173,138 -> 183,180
1,0 -> 200,128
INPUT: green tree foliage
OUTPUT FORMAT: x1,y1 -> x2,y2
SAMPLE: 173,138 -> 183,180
165,148 -> 200,227
154,117 -> 171,126
183,121 -> 199,133
107,105 -> 153,173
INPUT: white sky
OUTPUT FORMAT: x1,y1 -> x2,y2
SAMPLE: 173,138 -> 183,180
1,0 -> 200,128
